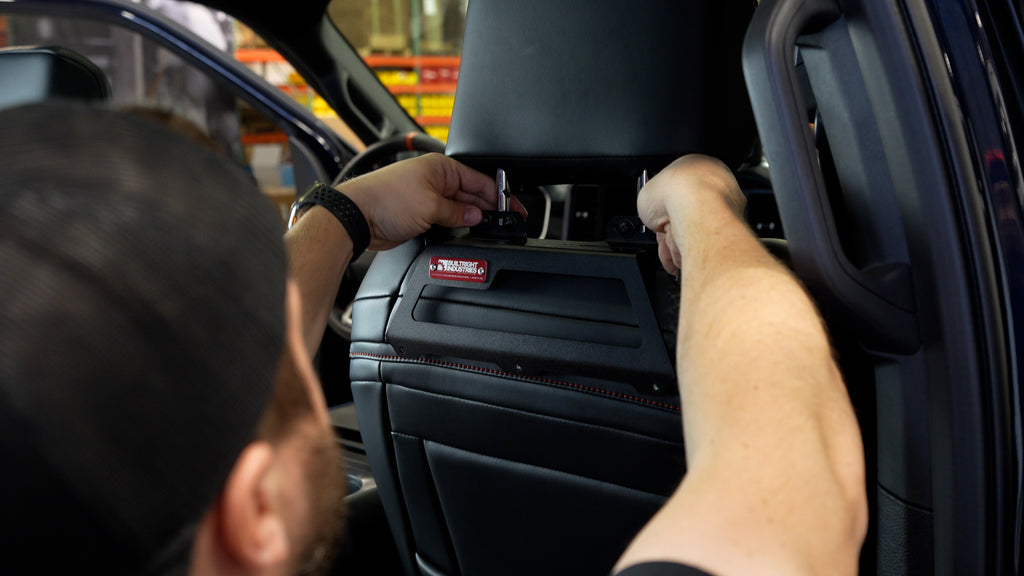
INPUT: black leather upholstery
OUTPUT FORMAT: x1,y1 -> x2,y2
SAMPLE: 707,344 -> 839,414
446,0 -> 757,185
0,45 -> 111,109
351,241 -> 685,576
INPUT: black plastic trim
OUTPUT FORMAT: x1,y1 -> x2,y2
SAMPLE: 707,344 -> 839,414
385,239 -> 675,395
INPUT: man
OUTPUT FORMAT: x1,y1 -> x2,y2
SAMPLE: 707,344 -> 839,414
0,102 -> 866,575
0,102 -> 501,575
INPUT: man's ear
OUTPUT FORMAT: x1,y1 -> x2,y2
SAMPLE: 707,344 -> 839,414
216,441 -> 291,569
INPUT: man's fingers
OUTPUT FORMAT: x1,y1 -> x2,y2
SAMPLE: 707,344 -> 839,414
463,205 -> 484,226
509,195 -> 529,218
656,232 -> 678,276
432,196 -> 484,228
433,155 -> 531,218
451,190 -> 495,210
451,190 -> 529,218
655,229 -> 679,274
658,242 -> 677,276
436,154 -> 495,199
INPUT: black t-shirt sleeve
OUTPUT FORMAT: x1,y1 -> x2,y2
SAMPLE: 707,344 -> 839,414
614,562 -> 717,576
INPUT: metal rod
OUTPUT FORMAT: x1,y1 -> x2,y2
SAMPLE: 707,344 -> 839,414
496,168 -> 510,212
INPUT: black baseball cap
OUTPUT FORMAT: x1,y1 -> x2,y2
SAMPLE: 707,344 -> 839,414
0,102 -> 287,574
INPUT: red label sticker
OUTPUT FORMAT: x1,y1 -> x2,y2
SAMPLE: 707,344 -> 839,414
429,257 -> 488,283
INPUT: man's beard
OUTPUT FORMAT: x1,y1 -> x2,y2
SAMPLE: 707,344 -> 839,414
295,424 -> 347,576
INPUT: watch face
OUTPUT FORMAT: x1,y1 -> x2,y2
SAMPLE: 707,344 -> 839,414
288,182 -> 326,229
287,201 -> 303,229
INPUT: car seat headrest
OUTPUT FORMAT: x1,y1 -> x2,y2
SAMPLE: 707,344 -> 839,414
445,0 -> 758,186
0,45 -> 112,110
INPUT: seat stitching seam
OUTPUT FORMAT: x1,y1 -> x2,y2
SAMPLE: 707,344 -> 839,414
350,351 -> 680,412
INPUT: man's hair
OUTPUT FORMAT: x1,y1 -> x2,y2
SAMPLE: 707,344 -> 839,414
0,101 -> 288,575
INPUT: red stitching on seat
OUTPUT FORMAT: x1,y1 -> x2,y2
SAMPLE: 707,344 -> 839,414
350,351 -> 680,412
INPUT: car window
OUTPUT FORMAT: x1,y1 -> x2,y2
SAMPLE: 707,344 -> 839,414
0,1 -> 359,225
326,0 -> 468,143
3,9 -> 247,156
231,19 -> 366,153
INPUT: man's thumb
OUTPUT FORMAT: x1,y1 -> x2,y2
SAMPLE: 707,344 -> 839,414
436,199 -> 482,228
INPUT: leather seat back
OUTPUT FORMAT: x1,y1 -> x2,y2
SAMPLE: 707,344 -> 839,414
350,2 -> 755,574
351,242 -> 686,576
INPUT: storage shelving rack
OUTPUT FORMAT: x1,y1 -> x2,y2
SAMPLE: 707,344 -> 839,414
235,48 -> 459,143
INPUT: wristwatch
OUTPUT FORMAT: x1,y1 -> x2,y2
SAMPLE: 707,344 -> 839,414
288,181 -> 371,261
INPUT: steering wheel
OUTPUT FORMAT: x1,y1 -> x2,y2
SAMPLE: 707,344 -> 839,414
332,131 -> 446,186
329,129 -> 446,318
320,131 -> 446,401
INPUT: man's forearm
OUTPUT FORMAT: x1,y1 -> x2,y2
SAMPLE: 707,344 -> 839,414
283,206 -> 353,357
280,154 -> 500,361
616,156 -> 866,576
676,194 -> 866,574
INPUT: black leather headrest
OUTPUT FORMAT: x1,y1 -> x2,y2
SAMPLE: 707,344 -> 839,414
0,46 -> 111,109
446,1 -> 757,186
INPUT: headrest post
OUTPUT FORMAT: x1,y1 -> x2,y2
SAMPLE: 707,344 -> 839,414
637,170 -> 649,194
496,169 -> 510,212
637,170 -> 650,235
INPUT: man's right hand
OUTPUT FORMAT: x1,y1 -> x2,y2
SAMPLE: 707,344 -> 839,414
637,154 -> 746,276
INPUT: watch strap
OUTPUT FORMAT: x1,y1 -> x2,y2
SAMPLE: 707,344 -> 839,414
289,181 -> 371,261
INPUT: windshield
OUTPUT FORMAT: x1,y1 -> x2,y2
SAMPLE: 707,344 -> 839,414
327,0 -> 468,143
